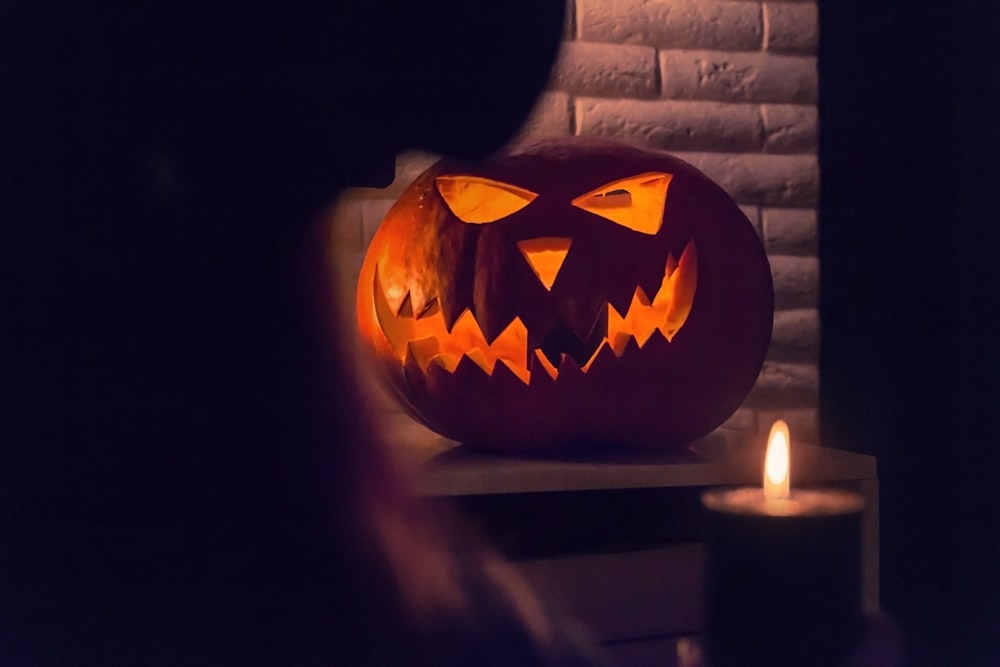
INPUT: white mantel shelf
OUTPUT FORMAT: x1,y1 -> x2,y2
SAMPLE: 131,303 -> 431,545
406,432 -> 876,497
383,416 -> 882,652
381,414 -> 876,497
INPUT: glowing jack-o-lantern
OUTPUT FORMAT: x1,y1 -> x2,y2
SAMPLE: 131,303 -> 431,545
356,138 -> 773,452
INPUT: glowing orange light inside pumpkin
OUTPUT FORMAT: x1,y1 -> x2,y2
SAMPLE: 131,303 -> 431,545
435,175 -> 537,224
371,238 -> 697,384
607,241 -> 697,353
572,172 -> 673,235
764,419 -> 791,501
373,279 -> 530,383
517,237 -> 572,291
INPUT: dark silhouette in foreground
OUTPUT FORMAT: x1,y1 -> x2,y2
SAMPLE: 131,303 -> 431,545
1,2 -> 605,664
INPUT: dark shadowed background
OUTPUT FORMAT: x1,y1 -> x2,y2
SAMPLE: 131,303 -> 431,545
820,1 -> 1000,664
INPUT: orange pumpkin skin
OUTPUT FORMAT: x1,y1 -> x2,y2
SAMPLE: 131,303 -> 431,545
357,138 -> 773,452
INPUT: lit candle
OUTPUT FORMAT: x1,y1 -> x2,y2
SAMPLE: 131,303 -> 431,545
763,419 -> 790,500
701,421 -> 866,667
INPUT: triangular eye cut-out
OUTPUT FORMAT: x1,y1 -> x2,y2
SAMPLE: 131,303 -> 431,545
571,172 -> 673,234
435,175 -> 537,224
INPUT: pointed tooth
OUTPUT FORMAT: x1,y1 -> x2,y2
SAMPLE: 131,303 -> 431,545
665,252 -> 678,278
606,286 -> 634,318
556,354 -> 584,382
526,311 -> 558,351
471,271 -> 524,344
402,346 -> 457,434
531,348 -> 559,382
403,356 -> 427,397
661,240 -> 698,337
416,358 -> 477,442
483,314 -> 521,346
441,293 -> 471,332
638,266 -> 666,307
490,318 -> 529,372
676,240 -> 698,294
621,335 -> 643,360
633,286 -> 652,307
538,345 -> 563,371
412,377 -> 459,440
406,337 -> 441,370
561,297 -> 607,343
529,364 -> 556,387
448,310 -> 490,359
527,329 -> 546,353
611,332 -> 632,357
373,269 -> 401,331
397,293 -> 414,318
633,324 -> 656,349
464,348 -> 494,374
421,358 -> 456,405
642,329 -> 671,355
583,340 -> 618,375
479,312 -> 520,346
391,373 -> 431,427
408,289 -> 437,320
606,303 -> 625,351
383,288 -> 410,318
661,322 -> 686,342
403,342 -> 420,370
636,329 -> 672,365
416,297 -> 440,320
428,352 -> 461,373
450,308 -> 486,340
432,228 -> 478,337
452,353 -> 492,384
495,358 -> 530,386
562,305 -> 609,366
581,338 -> 608,372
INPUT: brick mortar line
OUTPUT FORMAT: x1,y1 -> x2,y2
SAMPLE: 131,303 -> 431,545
568,97 -> 816,109
761,1 -> 771,51
566,40 -> 815,57
653,49 -> 664,97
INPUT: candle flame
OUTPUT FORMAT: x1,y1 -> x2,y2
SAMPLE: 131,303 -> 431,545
763,419 -> 791,501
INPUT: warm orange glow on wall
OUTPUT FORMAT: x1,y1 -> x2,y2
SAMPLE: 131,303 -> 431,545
572,172 -> 673,234
434,175 -> 537,223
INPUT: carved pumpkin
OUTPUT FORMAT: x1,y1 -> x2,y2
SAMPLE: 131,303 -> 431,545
356,138 -> 773,452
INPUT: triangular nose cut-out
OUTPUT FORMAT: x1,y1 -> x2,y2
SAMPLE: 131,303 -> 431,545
517,237 -> 572,291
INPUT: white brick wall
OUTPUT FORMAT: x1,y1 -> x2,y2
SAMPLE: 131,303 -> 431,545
331,0 -> 821,448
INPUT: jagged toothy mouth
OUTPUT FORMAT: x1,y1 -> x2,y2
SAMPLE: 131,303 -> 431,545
372,241 -> 697,385
537,312 -> 608,369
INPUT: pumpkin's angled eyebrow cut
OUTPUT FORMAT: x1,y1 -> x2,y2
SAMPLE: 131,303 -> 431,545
435,175 -> 537,224
571,172 -> 673,234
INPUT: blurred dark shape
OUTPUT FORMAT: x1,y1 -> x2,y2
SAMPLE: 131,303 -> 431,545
821,1 -> 1000,664
0,2 -> 611,665
703,507 -> 864,667
675,614 -> 902,667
